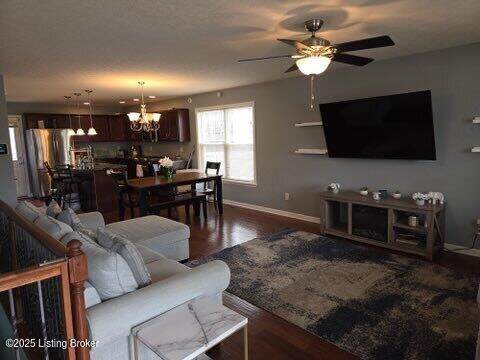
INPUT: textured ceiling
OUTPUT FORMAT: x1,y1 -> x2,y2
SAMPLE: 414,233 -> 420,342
1,0 -> 480,105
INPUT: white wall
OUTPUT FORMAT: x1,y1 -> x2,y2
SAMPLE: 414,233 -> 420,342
0,75 -> 17,206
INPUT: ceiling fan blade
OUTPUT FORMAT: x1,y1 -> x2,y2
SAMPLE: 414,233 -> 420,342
332,53 -> 374,66
284,63 -> 299,73
334,35 -> 394,53
277,38 -> 312,52
238,55 -> 293,62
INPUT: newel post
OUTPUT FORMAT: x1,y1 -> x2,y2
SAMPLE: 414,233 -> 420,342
67,240 -> 90,360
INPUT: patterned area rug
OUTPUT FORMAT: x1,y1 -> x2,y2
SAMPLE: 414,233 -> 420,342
189,230 -> 479,359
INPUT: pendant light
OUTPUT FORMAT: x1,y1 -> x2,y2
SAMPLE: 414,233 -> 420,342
84,89 -> 97,135
64,95 -> 76,135
73,92 -> 85,135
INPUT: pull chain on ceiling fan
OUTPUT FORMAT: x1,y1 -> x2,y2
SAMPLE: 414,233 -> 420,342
238,19 -> 395,109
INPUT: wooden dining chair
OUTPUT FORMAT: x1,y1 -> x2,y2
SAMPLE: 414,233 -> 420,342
199,161 -> 221,207
111,171 -> 139,220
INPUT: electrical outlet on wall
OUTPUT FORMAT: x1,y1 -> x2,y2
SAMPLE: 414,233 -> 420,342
180,146 -> 184,154
284,192 -> 290,201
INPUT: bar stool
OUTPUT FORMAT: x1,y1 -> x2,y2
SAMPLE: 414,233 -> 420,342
55,164 -> 83,209
44,161 -> 61,202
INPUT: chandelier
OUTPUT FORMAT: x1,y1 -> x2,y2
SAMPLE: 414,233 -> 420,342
127,81 -> 161,132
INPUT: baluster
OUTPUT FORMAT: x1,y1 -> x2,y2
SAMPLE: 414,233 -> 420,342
8,289 -> 20,360
37,281 -> 50,360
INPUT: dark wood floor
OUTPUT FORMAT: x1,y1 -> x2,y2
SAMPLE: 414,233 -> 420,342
103,203 -> 480,360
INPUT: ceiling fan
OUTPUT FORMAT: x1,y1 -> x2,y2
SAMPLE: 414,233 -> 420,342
238,19 -> 395,75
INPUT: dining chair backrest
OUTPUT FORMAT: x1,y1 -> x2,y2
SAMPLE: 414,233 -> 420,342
205,161 -> 221,175
111,171 -> 129,196
204,161 -> 221,192
55,164 -> 73,179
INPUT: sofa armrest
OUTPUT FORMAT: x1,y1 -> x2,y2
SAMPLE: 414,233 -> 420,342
77,212 -> 105,231
86,260 -> 230,345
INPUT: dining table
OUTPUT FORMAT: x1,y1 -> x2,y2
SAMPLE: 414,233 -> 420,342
127,171 -> 223,216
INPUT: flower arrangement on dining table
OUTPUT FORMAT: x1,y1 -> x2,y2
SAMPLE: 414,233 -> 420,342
159,156 -> 174,181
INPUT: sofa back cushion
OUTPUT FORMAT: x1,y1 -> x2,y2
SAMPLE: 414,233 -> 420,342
81,240 -> 138,300
98,229 -> 151,287
16,201 -> 45,222
34,214 -> 73,240
60,230 -> 97,246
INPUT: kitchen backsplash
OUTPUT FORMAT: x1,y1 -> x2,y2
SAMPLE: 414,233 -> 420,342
76,141 -> 129,158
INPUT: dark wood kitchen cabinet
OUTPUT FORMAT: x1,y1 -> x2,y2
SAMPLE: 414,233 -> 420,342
157,108 -> 190,142
24,113 -> 69,129
23,110 -> 190,142
108,114 -> 129,141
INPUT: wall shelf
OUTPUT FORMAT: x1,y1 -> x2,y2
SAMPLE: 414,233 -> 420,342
471,147 -> 480,153
295,148 -> 328,155
472,117 -> 480,124
294,121 -> 323,127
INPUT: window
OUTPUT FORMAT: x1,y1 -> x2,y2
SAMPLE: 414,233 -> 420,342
196,103 -> 256,184
8,127 -> 18,161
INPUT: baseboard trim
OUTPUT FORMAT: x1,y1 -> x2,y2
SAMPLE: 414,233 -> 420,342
444,243 -> 480,258
223,199 -> 320,224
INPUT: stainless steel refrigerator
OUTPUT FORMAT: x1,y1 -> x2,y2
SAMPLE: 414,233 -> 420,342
26,129 -> 72,197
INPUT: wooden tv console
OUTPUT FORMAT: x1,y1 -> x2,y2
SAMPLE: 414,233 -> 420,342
319,190 -> 445,260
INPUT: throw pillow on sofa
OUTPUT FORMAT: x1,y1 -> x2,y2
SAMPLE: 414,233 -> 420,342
57,207 -> 97,240
57,207 -> 83,230
46,200 -> 62,218
98,228 -> 152,287
34,214 -> 73,240
81,240 -> 138,300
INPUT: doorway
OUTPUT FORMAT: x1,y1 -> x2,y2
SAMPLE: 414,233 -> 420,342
8,115 -> 31,198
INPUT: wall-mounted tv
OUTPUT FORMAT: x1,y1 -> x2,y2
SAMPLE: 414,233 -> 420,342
320,90 -> 436,160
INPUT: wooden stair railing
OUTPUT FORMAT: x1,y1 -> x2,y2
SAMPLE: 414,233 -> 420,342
0,200 -> 89,360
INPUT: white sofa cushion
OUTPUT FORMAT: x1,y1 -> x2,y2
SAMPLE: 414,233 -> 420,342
34,214 -> 73,240
98,229 -> 151,287
16,201 -> 45,222
46,200 -> 62,218
146,258 -> 189,283
135,244 -> 166,264
81,240 -> 138,301
84,281 -> 102,308
105,215 -> 190,255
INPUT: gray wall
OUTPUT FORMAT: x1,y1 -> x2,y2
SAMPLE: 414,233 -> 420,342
0,76 -> 17,206
147,42 -> 480,247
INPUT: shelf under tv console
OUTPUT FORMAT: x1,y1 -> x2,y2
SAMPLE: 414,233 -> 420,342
319,190 -> 445,260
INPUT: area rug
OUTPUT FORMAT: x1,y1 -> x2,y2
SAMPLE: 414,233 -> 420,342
188,229 -> 479,360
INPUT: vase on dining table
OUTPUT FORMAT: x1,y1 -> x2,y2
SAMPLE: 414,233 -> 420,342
162,167 -> 173,181
159,156 -> 174,181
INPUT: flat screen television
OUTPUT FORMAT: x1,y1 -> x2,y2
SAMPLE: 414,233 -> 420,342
320,90 -> 436,160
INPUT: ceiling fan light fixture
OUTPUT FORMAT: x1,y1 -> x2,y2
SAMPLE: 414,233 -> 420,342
296,56 -> 331,75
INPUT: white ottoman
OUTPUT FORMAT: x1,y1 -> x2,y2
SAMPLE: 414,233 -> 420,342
106,215 -> 190,261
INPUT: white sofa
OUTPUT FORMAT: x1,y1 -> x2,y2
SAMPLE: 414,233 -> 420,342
15,202 -> 231,360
